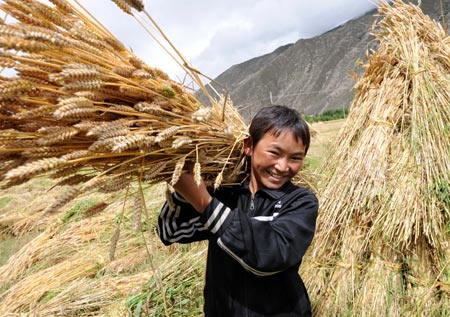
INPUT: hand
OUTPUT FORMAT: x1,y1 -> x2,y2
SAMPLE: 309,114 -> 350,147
173,163 -> 212,213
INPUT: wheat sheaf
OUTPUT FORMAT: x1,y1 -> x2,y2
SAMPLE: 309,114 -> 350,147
0,0 -> 248,213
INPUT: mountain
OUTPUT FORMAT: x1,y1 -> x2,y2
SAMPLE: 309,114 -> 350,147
202,0 -> 450,121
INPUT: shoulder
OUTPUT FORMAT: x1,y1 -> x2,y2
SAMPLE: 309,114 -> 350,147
283,182 -> 317,200
280,183 -> 319,210
208,184 -> 244,211
210,183 -> 243,200
295,186 -> 317,202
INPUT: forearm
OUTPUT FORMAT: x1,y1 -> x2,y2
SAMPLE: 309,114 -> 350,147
158,192 -> 210,245
173,173 -> 212,213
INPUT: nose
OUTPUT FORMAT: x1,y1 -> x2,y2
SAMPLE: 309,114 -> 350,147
275,158 -> 289,172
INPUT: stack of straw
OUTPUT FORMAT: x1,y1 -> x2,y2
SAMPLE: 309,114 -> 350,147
0,0 -> 249,213
303,1 -> 450,315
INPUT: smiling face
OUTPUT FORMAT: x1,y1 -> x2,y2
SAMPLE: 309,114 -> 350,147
245,128 -> 306,194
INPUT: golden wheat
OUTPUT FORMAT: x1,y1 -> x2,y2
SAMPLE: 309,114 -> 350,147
305,1 -> 450,315
0,0 -> 248,214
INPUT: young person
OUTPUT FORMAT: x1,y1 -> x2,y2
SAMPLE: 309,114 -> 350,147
158,105 -> 318,316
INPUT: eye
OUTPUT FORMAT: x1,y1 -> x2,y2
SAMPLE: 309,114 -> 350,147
291,156 -> 304,162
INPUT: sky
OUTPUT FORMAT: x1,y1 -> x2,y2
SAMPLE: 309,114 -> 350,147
76,0 -> 384,81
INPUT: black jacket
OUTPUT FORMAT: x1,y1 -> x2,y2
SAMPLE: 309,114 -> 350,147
158,181 -> 318,316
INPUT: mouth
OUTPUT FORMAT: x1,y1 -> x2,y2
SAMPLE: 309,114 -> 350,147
267,170 -> 288,180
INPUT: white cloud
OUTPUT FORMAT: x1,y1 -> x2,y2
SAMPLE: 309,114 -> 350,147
76,0 -> 382,80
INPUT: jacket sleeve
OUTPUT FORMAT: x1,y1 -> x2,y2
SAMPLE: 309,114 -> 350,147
199,188 -> 318,276
157,192 -> 209,245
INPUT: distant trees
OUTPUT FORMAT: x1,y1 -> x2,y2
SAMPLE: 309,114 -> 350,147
303,108 -> 349,123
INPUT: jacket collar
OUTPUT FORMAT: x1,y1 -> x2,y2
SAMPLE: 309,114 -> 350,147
242,180 -> 296,200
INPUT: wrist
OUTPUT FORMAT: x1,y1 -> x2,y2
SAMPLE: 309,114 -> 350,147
194,195 -> 213,214
173,173 -> 212,213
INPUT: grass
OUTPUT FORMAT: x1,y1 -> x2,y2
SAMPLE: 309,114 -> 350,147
126,262 -> 204,317
0,178 -> 60,267
0,232 -> 40,267
0,197 -> 12,209
62,199 -> 100,224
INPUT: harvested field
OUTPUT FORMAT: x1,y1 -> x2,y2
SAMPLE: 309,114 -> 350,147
309,119 -> 345,158
1,0 -> 449,316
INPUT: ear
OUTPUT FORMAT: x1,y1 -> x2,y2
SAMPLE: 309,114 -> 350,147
244,137 -> 253,156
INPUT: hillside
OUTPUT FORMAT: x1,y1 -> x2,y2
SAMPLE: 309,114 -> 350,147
202,0 -> 450,120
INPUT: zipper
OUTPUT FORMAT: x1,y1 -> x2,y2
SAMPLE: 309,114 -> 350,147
249,194 -> 255,211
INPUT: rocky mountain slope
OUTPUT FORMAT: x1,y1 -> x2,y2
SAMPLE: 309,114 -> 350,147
203,0 -> 450,120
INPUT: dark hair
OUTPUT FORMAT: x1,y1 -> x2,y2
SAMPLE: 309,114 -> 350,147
248,105 -> 311,154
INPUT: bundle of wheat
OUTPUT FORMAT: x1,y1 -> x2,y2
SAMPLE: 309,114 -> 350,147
303,1 -> 450,315
0,0 -> 249,214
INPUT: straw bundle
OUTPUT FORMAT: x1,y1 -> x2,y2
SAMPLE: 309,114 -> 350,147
0,0 -> 249,214
305,1 -> 450,315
